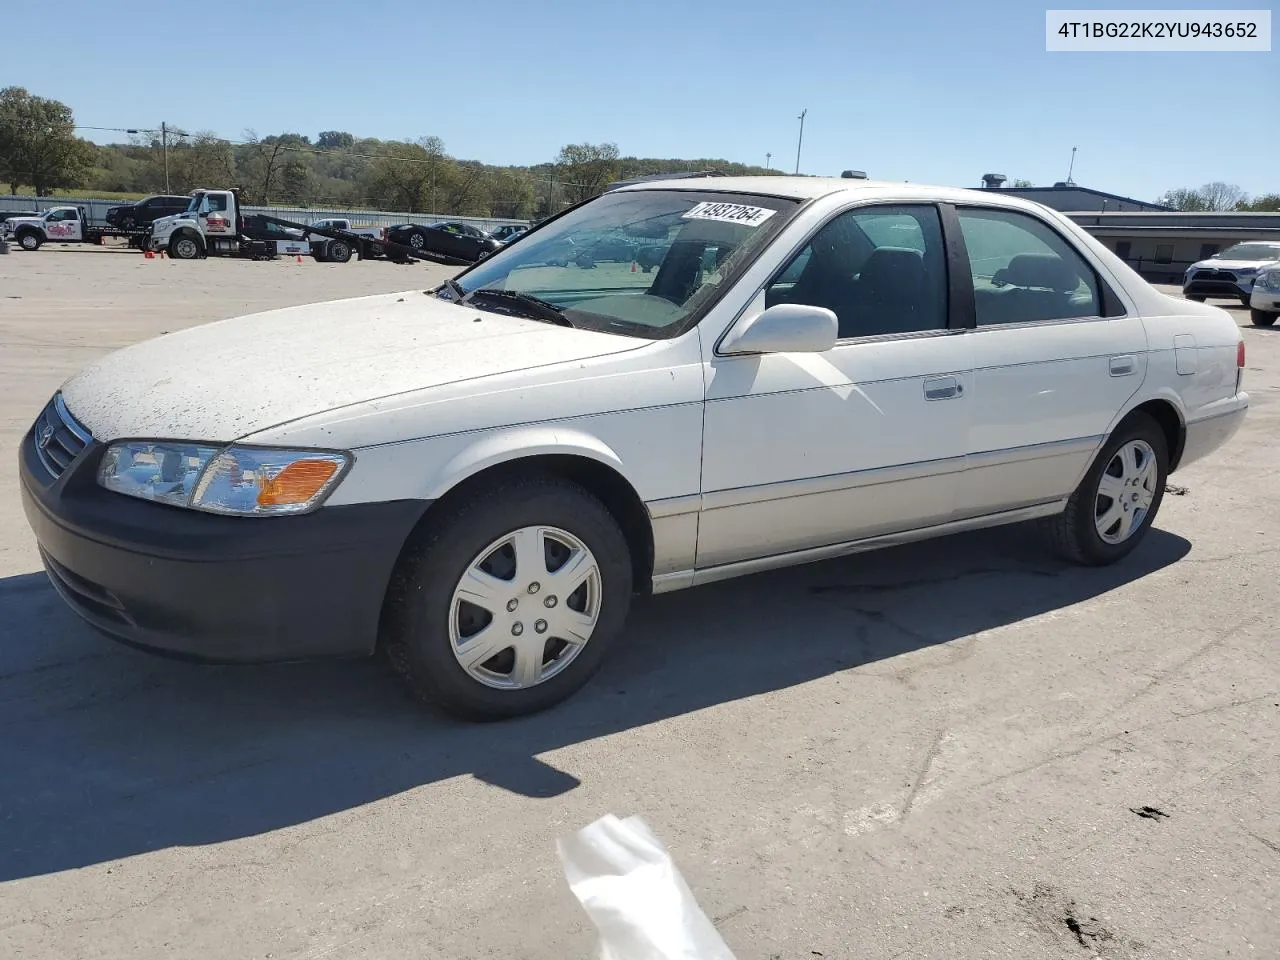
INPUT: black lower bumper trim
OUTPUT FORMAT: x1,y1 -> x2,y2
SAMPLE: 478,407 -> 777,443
20,429 -> 429,663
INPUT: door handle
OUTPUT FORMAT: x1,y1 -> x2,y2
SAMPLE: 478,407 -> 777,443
924,376 -> 962,400
1109,355 -> 1136,376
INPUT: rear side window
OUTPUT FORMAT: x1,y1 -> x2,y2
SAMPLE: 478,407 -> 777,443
956,207 -> 1104,326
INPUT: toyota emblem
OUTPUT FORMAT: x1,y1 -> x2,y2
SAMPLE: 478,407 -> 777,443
38,422 -> 55,448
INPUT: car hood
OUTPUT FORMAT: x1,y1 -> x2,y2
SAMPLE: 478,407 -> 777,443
4,215 -> 44,227
59,290 -> 642,443
1190,258 -> 1277,271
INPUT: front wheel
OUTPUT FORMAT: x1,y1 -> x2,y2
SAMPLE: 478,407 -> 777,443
17,231 -> 41,251
382,475 -> 633,720
1251,308 -> 1277,327
1041,411 -> 1168,565
169,234 -> 201,260
408,231 -> 426,251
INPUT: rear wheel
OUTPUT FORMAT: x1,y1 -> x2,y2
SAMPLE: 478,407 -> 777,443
1251,308 -> 1277,327
408,231 -> 426,251
1041,411 -> 1168,565
326,240 -> 352,263
382,475 -> 633,720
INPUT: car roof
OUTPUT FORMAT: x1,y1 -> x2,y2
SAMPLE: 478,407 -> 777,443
612,174 -> 1058,212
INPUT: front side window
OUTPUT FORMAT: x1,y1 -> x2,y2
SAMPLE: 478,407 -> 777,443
451,189 -> 799,339
957,207 -> 1102,325
765,204 -> 948,338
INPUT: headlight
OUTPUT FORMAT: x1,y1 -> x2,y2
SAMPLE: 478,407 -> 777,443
1261,270 -> 1280,291
98,441 -> 350,516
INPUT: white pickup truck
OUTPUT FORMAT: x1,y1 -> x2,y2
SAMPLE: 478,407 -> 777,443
1,205 -> 142,250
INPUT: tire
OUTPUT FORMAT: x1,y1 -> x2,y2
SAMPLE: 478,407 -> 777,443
1251,308 -> 1277,327
1186,294 -> 1205,302
475,248 -> 490,262
120,215 -> 136,231
169,233 -> 201,260
17,231 -> 41,251
382,474 -> 633,720
408,231 -> 426,251
1041,411 -> 1168,566
326,240 -> 352,264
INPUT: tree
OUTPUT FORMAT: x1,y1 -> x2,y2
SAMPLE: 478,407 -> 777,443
317,131 -> 354,149
1237,193 -> 1280,212
1158,182 -> 1249,212
554,142 -> 621,203
365,136 -> 449,213
0,87 -> 95,195
1199,181 -> 1247,211
1011,178 -> 1033,188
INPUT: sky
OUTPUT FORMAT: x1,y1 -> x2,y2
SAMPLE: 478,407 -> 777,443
4,0 -> 1276,202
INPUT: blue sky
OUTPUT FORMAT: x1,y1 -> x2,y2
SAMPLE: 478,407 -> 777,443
4,0 -> 1276,201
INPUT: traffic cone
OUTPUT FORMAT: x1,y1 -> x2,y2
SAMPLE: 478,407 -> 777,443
144,249 -> 154,259
296,255 -> 303,263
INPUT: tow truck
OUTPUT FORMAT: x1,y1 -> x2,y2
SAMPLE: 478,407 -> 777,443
1,205 -> 150,251
146,189 -> 458,266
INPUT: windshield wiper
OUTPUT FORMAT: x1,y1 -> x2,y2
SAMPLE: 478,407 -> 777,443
465,288 -> 575,327
434,277 -> 466,301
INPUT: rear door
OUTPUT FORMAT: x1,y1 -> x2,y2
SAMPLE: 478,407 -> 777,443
950,204 -> 1147,518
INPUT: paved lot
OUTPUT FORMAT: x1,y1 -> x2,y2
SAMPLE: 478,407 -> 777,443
1,246 -> 1277,960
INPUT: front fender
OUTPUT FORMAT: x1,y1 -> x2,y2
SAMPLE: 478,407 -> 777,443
421,426 -> 630,500
321,425 -> 638,508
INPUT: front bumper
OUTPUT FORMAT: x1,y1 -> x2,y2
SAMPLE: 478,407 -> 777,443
19,415 -> 428,663
1250,289 -> 1280,312
1183,272 -> 1253,300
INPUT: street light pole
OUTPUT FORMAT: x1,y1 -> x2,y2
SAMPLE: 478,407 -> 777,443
765,152 -> 771,171
162,121 -> 170,194
794,109 -> 807,175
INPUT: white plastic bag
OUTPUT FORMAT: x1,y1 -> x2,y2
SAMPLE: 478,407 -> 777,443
557,813 -> 738,960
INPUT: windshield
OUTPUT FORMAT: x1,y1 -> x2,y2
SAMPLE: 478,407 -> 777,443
184,193 -> 203,214
450,189 -> 800,338
1216,242 -> 1280,261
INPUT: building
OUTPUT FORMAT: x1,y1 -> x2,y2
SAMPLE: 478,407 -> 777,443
1064,211 -> 1280,283
973,174 -> 1280,282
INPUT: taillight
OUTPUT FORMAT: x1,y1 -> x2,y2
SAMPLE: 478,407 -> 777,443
1238,340 -> 1245,368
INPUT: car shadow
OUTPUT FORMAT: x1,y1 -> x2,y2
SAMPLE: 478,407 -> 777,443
0,523 -> 1190,881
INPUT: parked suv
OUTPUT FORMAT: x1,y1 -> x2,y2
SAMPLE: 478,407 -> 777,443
104,195 -> 191,231
1182,241 -> 1280,305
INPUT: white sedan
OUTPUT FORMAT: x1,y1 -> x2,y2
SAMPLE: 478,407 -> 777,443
20,177 -> 1249,720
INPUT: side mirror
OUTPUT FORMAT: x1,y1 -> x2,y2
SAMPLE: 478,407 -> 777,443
719,303 -> 838,356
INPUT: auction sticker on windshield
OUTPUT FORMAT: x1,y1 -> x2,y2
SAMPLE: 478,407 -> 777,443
681,201 -> 777,227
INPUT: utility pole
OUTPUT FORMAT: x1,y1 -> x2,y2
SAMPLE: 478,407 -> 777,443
795,109 -> 807,175
765,152 -> 771,171
162,121 -> 170,194
1065,145 -> 1077,185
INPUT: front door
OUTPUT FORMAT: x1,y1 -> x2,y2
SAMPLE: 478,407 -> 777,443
697,202 -> 973,569
950,204 -> 1149,517
44,208 -> 82,242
